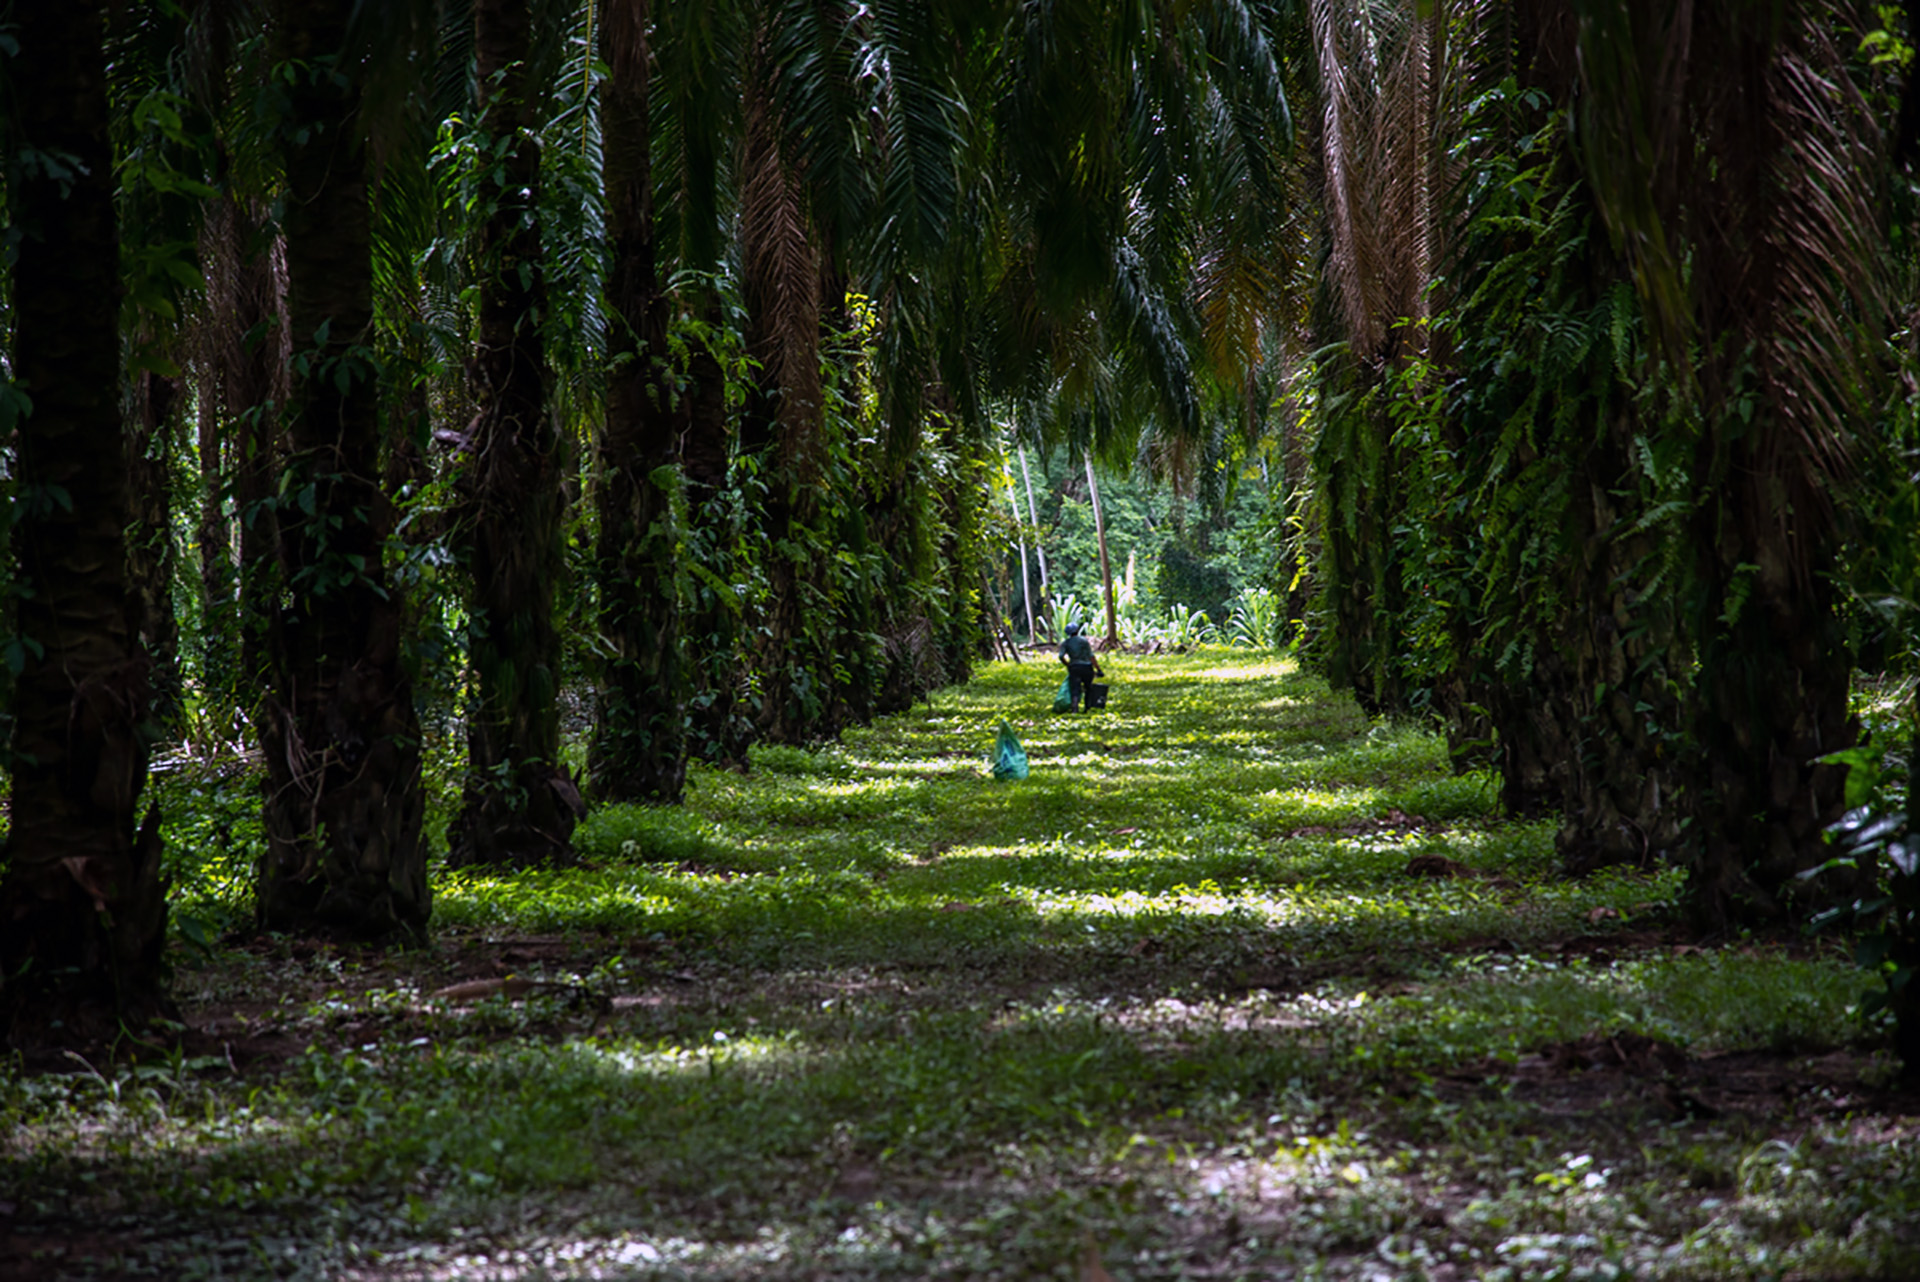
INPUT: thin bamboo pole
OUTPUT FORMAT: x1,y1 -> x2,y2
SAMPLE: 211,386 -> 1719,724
1017,446 -> 1051,633
1006,462 -> 1035,644
1085,456 -> 1117,649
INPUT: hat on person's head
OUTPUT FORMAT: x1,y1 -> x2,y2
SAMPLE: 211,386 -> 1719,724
1065,622 -> 1081,636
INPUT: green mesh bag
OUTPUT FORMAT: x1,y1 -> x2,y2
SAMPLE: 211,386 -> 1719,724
991,720 -> 1029,781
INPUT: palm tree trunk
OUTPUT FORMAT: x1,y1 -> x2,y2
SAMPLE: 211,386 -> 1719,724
1689,489 -> 1855,922
201,193 -> 289,709
1017,446 -> 1051,631
256,0 -> 428,937
1478,426 -> 1688,865
1583,1 -> 1873,924
450,0 -> 581,865
1085,457 -> 1118,649
739,28 -> 834,745
865,454 -> 926,710
1313,365 -> 1408,716
680,298 -> 751,766
592,0 -> 688,804
1009,472 -> 1034,642
128,370 -> 182,729
1679,30 -> 1864,916
938,418 -> 989,680
193,355 -> 238,728
0,0 -> 172,1047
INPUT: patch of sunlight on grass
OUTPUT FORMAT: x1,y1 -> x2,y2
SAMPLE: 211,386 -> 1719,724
1008,870 -> 1667,957
576,1033 -> 810,1078
1199,661 -> 1299,681
433,868 -> 686,933
808,776 -> 923,796
854,756 -> 982,777
1258,787 -> 1383,823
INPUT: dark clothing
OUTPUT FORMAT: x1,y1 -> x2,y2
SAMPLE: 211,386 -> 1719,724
1066,661 -> 1096,710
1059,633 -> 1100,711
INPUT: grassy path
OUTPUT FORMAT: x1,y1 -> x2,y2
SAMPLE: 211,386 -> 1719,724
5,654 -> 1917,1280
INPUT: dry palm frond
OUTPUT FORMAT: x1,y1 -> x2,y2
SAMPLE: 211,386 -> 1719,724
1313,0 -> 1386,353
1745,14 -> 1883,499
1311,0 -> 1439,364
1575,0 -> 1885,540
741,34 -> 824,468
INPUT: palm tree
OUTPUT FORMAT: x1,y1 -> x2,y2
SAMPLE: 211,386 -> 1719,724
109,0 -> 212,735
1306,0 -> 1445,716
1572,0 -> 1883,922
177,1 -> 290,732
735,0 -> 920,744
734,8 -> 836,744
255,0 -> 429,937
650,0 -> 754,765
0,0 -> 173,1045
590,0 -> 690,803
449,0 -> 582,864
1017,445 -> 1053,630
201,189 -> 289,723
1084,456 -> 1120,647
126,370 -> 183,729
1438,7 -> 1692,865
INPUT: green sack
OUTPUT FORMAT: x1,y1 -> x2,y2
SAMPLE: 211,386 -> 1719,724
991,720 -> 1030,781
1053,678 -> 1073,712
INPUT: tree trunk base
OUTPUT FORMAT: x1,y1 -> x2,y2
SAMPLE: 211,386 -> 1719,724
1,809 -> 176,1059
447,769 -> 583,870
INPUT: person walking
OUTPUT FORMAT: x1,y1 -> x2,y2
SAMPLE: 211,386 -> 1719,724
1057,621 -> 1103,712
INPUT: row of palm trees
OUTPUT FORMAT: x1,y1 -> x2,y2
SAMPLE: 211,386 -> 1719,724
0,0 -> 1300,1045
1308,0 -> 1909,931
9,0 -> 1912,1060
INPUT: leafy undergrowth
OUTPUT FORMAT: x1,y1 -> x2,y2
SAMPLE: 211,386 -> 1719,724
5,652 -> 1919,1280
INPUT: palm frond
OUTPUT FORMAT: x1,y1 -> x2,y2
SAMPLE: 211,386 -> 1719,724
864,0 -> 965,272
766,0 -> 869,261
654,0 -> 746,273
1203,0 -> 1296,203
1110,233 -> 1201,439
741,32 -> 824,457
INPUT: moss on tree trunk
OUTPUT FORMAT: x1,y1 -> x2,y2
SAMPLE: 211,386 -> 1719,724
449,0 -> 580,866
255,0 -> 428,938
591,0 -> 689,804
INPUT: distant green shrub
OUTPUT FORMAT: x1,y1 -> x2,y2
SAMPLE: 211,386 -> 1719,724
576,804 -> 719,865
1156,540 -> 1234,621
750,743 -> 855,779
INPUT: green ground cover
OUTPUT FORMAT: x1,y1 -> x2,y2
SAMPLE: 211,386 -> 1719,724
4,652 -> 1917,1280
